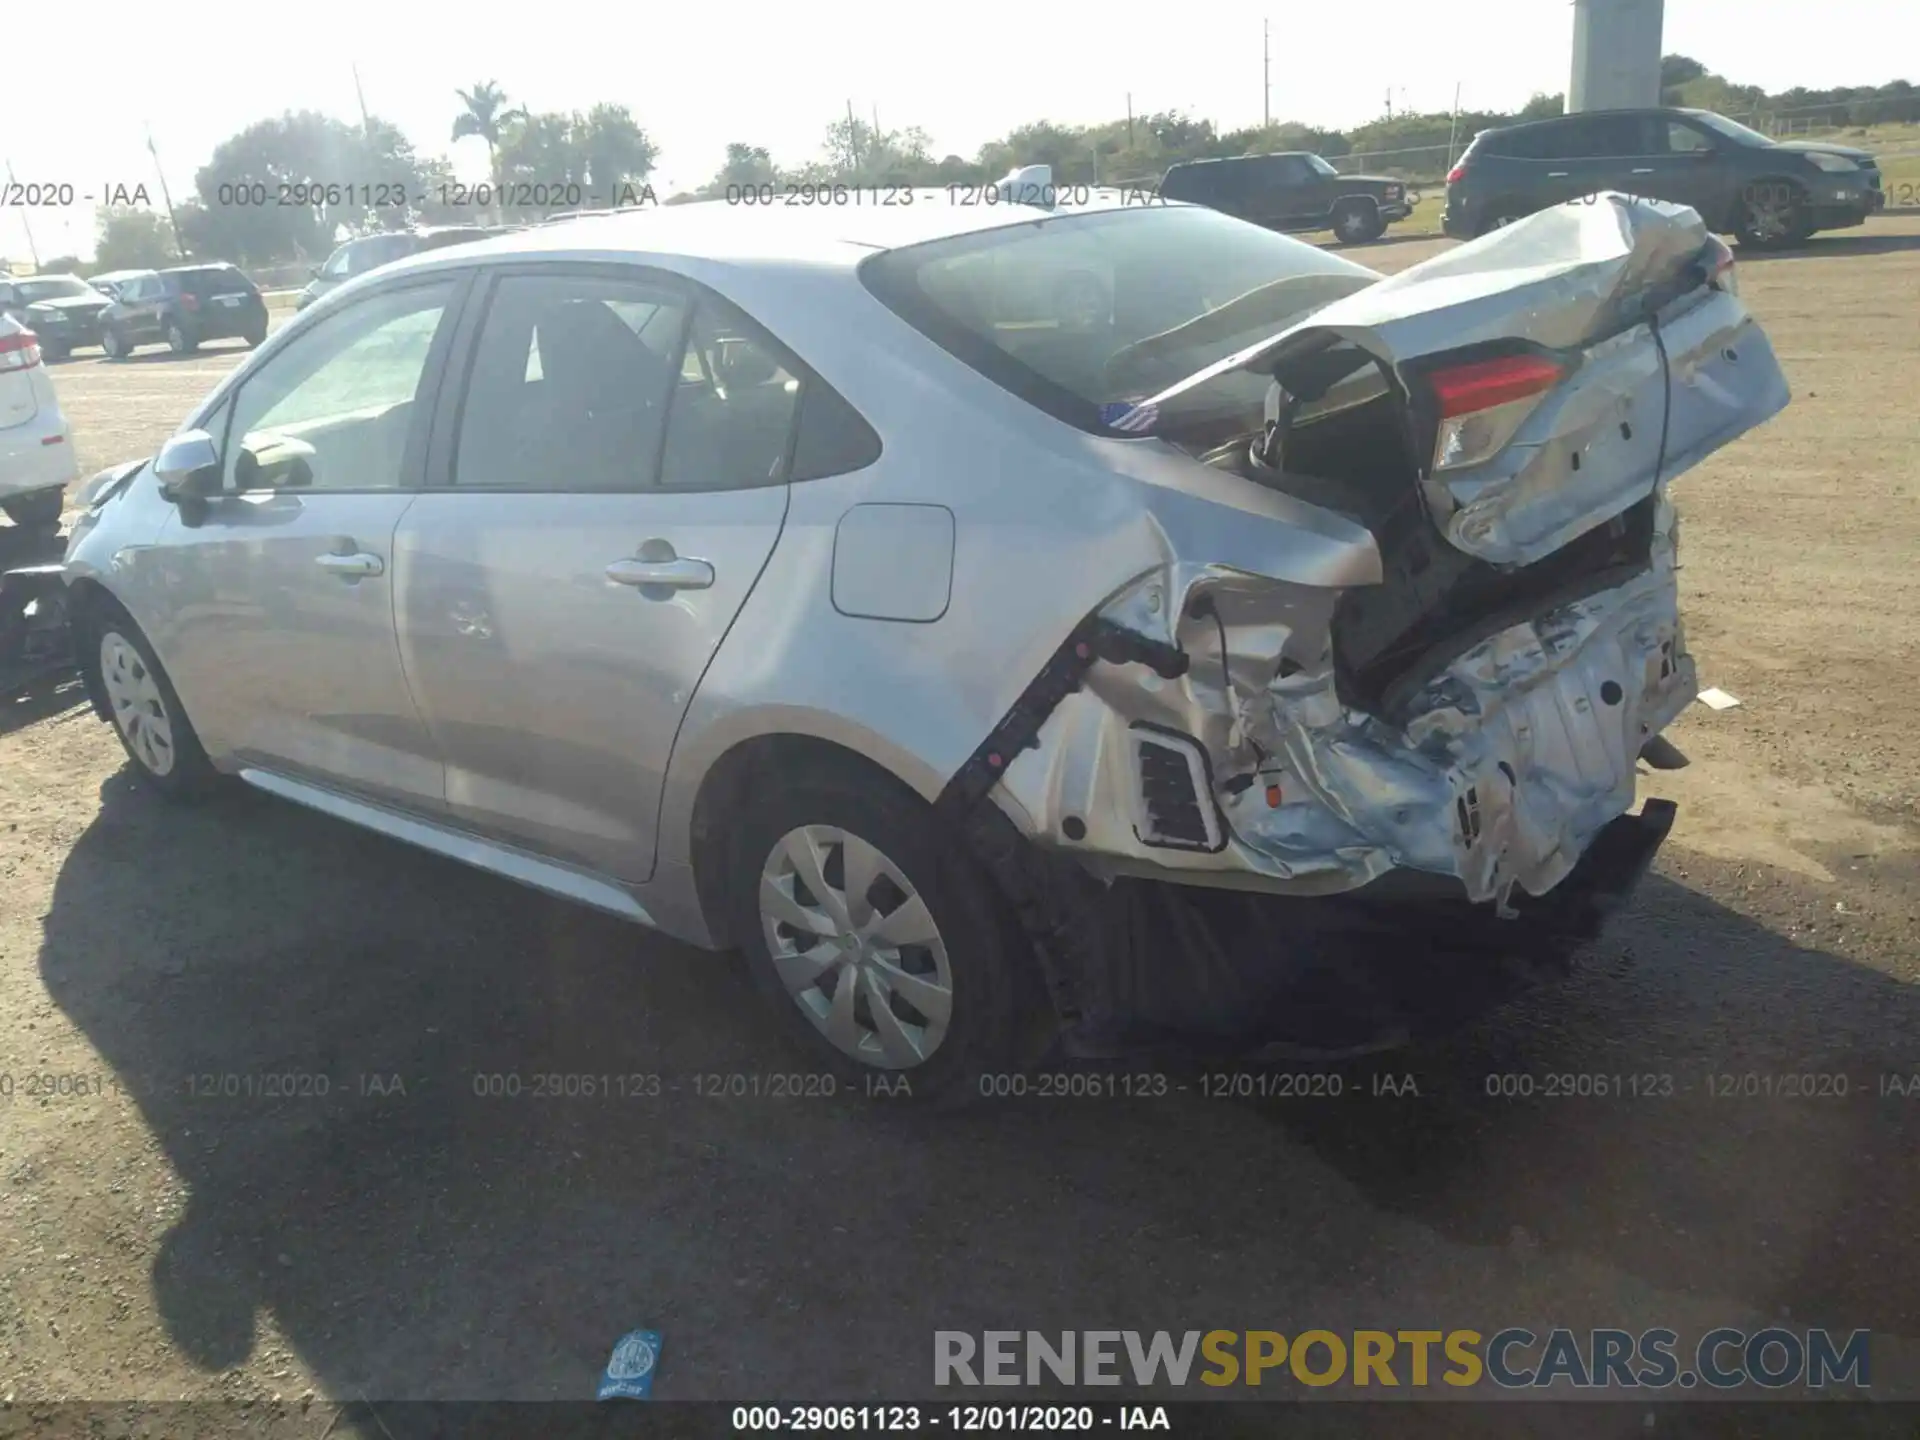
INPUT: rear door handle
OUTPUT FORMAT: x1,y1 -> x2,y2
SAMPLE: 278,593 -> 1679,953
1547,171 -> 1570,178
606,557 -> 715,591
315,551 -> 385,579
1631,167 -> 1656,174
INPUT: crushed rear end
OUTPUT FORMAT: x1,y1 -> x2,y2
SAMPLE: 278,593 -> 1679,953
949,196 -> 1788,1054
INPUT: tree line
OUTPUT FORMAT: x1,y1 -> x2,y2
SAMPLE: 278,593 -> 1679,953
49,57 -> 1920,276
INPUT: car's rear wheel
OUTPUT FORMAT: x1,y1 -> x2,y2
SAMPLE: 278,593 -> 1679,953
1331,198 -> 1385,244
165,321 -> 198,355
244,322 -> 268,348
100,327 -> 129,361
728,764 -> 1050,1104
85,608 -> 220,800
1734,179 -> 1811,250
1,486 -> 64,532
1477,204 -> 1525,237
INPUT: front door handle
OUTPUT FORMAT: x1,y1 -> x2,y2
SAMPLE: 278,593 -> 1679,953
315,551 -> 385,579
1547,171 -> 1570,178
606,556 -> 715,591
1631,167 -> 1656,174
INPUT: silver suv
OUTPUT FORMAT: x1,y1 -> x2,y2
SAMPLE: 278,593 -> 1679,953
55,196 -> 1787,1098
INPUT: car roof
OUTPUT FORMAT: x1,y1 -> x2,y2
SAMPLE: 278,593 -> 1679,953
369,193 -> 1167,278
1482,106 -> 1717,134
93,269 -> 155,281
160,262 -> 240,274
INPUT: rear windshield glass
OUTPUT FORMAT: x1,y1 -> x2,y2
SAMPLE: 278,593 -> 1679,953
16,276 -> 97,302
859,204 -> 1379,432
173,267 -> 257,296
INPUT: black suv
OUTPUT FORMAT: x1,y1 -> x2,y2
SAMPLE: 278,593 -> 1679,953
1443,107 -> 1884,248
1158,152 -> 1415,243
296,226 -> 503,310
0,272 -> 112,359
99,264 -> 269,358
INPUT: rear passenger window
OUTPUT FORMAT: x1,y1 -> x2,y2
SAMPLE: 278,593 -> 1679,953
658,301 -> 803,490
454,273 -> 690,491
1563,115 -> 1655,158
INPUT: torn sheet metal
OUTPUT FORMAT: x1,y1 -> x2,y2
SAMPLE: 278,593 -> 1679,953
997,515 -> 1694,908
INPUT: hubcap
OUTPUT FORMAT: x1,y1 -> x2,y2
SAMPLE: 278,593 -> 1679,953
759,825 -> 953,1069
99,632 -> 175,777
1744,184 -> 1796,241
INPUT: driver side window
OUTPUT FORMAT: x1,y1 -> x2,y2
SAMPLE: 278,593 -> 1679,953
224,280 -> 454,493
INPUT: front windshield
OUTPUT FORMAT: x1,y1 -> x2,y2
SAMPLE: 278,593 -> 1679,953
1305,153 -> 1340,177
861,204 -> 1379,433
18,276 -> 95,302
1689,110 -> 1775,147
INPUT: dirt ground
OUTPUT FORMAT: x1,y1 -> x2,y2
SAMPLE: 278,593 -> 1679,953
3,219 -> 1920,1428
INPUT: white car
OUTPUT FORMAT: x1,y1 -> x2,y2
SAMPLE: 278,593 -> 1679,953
0,314 -> 77,534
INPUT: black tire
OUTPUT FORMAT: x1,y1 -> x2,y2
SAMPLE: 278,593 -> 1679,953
42,341 -> 71,363
1,486 -> 64,532
78,603 -> 222,801
1733,178 -> 1812,250
165,321 -> 198,355
1331,198 -> 1386,244
727,762 -> 1051,1105
1476,203 -> 1526,238
244,324 -> 268,349
101,327 -> 130,361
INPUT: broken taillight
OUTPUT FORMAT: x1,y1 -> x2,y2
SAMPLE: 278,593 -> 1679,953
1426,353 -> 1565,473
1703,235 -> 1739,296
0,330 -> 43,372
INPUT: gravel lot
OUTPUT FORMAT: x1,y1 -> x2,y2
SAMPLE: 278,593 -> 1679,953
3,220 -> 1920,1426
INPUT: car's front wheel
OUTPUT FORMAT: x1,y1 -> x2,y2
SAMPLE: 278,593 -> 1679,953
729,764 -> 1050,1104
1734,179 -> 1812,250
85,608 -> 221,800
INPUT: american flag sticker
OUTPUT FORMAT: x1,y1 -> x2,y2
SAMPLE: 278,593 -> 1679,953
1099,400 -> 1159,433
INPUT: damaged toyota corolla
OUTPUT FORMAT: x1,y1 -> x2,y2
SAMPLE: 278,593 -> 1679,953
51,190 -> 1786,1100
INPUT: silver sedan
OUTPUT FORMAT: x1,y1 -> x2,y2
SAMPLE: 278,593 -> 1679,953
54,186 -> 1788,1100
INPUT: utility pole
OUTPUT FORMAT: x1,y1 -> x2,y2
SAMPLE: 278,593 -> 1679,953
1126,93 -> 1135,151
1446,82 -> 1463,170
846,99 -> 860,176
352,63 -> 373,133
145,129 -> 184,259
1384,87 -> 1393,121
4,160 -> 41,268
1263,19 -> 1271,129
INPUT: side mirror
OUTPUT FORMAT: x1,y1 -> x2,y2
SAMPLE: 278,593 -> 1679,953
154,429 -> 223,501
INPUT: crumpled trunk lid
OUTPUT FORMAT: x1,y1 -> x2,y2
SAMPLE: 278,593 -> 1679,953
1146,194 -> 1790,568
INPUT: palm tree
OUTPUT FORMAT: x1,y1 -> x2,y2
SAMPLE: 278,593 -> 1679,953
451,81 -> 526,216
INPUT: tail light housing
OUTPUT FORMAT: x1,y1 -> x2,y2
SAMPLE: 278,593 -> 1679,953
179,293 -> 200,312
1445,163 -> 1466,184
1425,352 -> 1565,473
0,330 -> 43,372
1702,235 -> 1738,296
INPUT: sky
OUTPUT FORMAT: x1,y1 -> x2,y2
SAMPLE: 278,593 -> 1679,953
3,0 -> 1911,264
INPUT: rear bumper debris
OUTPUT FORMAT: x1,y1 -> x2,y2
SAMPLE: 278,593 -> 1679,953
965,796 -> 1675,1059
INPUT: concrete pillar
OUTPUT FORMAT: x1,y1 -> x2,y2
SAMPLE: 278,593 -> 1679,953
1569,0 -> 1665,112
